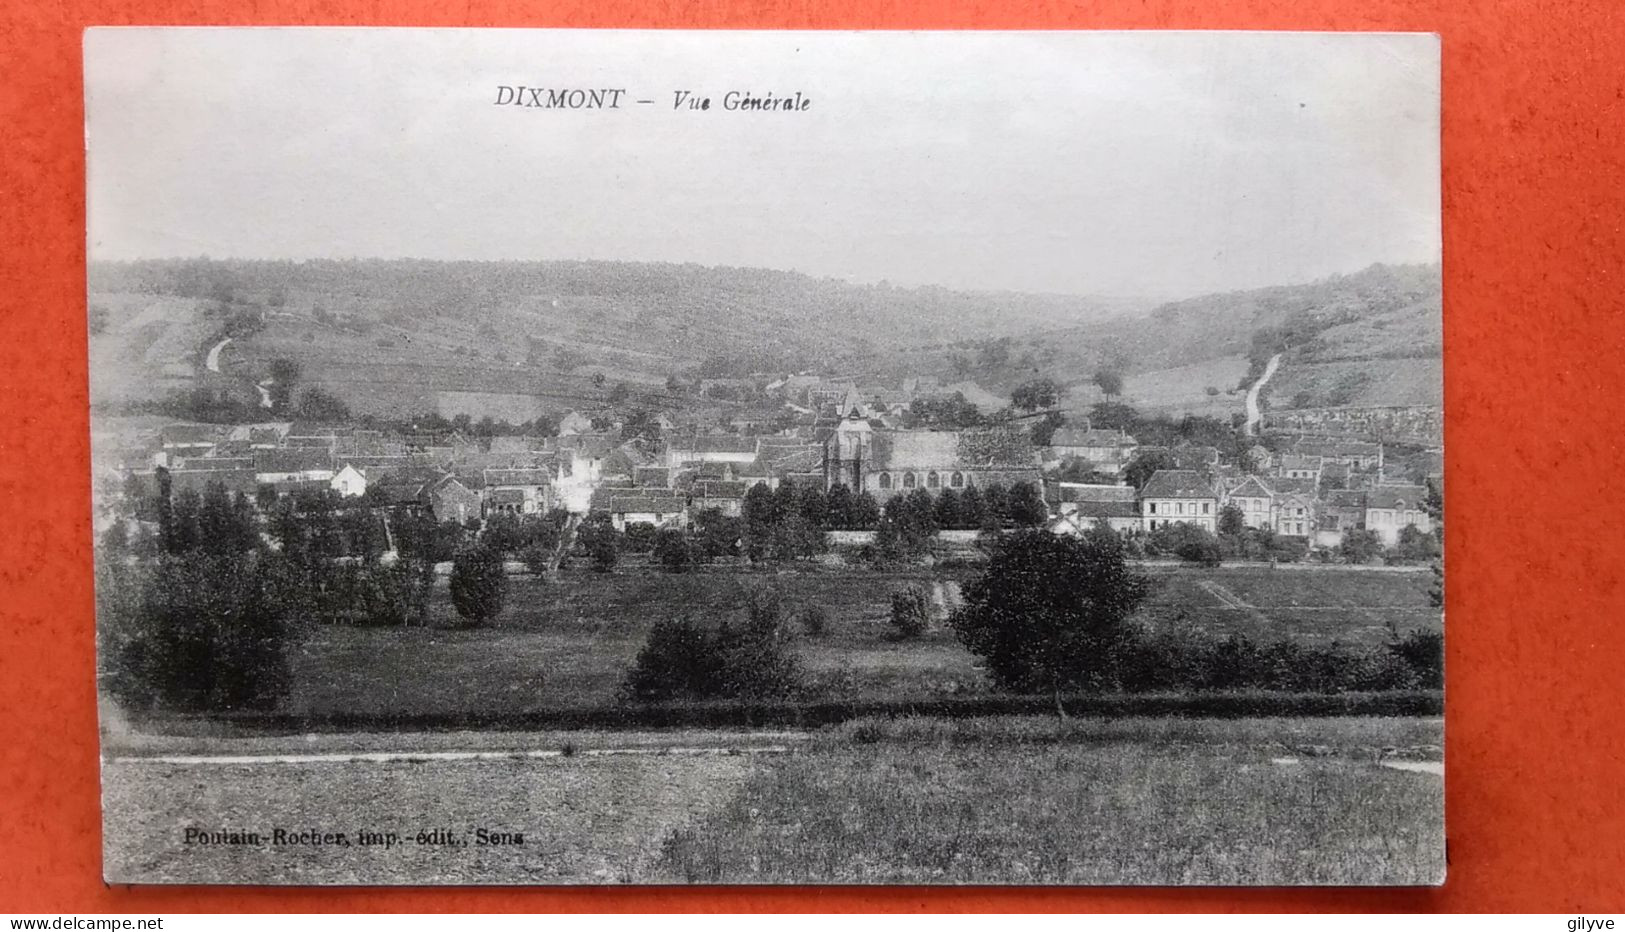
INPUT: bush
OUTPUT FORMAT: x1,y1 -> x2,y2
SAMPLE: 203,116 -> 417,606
797,606 -> 829,637
577,516 -> 619,572
889,586 -> 931,639
622,522 -> 657,554
1388,628 -> 1443,689
620,587 -> 803,702
519,542 -> 553,576
653,528 -> 692,573
1340,528 -> 1382,564
449,543 -> 506,626
1149,522 -> 1222,566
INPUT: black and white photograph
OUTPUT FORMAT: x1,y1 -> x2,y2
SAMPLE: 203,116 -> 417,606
86,28 -> 1444,886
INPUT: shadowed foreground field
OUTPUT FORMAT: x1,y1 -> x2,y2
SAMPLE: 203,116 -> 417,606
102,716 -> 1442,885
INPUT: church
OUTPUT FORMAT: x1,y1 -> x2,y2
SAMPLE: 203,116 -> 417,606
821,407 -> 1042,500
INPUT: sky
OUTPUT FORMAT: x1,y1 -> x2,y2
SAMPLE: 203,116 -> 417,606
84,29 -> 1440,299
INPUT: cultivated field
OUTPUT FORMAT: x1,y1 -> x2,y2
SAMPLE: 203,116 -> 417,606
275,563 -> 1438,719
1137,565 -> 1440,646
102,715 -> 1443,885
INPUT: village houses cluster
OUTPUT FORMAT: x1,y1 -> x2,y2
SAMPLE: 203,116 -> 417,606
99,375 -> 1439,555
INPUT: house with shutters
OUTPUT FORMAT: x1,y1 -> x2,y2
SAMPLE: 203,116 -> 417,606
1140,469 -> 1219,532
1276,453 -> 1324,482
1221,475 -> 1275,530
1365,484 -> 1433,545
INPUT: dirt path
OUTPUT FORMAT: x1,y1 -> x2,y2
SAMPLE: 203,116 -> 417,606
1244,352 -> 1282,436
204,335 -> 231,373
107,743 -> 799,767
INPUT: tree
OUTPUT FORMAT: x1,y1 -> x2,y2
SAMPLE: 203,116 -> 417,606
934,487 -> 963,531
577,516 -> 620,572
1218,503 -> 1246,538
1031,411 -> 1066,447
950,529 -> 1150,712
97,551 -> 299,712
850,491 -> 882,530
654,528 -> 692,573
889,586 -> 931,639
1339,529 -> 1382,564
1148,522 -> 1222,566
267,358 -> 302,411
1124,450 -> 1179,490
1392,524 -> 1441,564
1011,378 -> 1059,412
694,509 -> 742,562
620,588 -> 802,701
449,543 -> 506,626
480,511 -> 524,555
742,483 -> 778,562
981,483 -> 1010,528
797,485 -> 829,530
907,392 -> 985,429
1008,481 -> 1049,527
1092,370 -> 1124,397
295,387 -> 351,422
958,484 -> 988,531
824,484 -> 855,530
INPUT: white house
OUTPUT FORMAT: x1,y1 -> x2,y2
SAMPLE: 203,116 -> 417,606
1140,470 -> 1218,532
330,463 -> 368,498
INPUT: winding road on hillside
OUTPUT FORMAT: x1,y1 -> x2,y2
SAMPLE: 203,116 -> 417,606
1244,353 -> 1282,436
204,336 -> 231,373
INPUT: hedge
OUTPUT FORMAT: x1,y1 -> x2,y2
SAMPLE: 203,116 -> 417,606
177,689 -> 1442,734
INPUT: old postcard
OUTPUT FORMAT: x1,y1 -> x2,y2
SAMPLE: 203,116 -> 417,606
87,28 -> 1444,885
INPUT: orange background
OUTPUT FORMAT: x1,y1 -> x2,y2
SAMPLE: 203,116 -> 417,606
2,0 -> 1622,914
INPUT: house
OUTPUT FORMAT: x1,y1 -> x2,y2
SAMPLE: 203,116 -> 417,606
1048,483 -> 1141,534
664,433 -> 759,468
590,489 -> 689,531
483,468 -> 552,516
430,477 -> 482,525
330,463 -> 369,498
1271,491 -> 1316,538
826,421 -> 1042,499
158,424 -> 220,463
1292,438 -> 1384,471
1276,453 -> 1324,482
253,448 -> 336,484
1170,443 -> 1222,470
557,410 -> 595,436
1047,426 -> 1139,475
166,467 -> 260,499
1140,470 -> 1219,532
686,478 -> 748,517
488,435 -> 543,456
373,471 -> 479,525
1315,489 -> 1370,549
634,465 -> 674,489
1364,484 -> 1433,545
1221,476 -> 1275,530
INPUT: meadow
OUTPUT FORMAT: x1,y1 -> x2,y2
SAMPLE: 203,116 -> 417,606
277,563 -> 1439,719
102,715 -> 1443,885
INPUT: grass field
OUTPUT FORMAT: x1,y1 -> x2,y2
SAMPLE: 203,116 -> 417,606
102,715 -> 1443,885
278,564 -> 1439,718
1137,565 -> 1441,646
